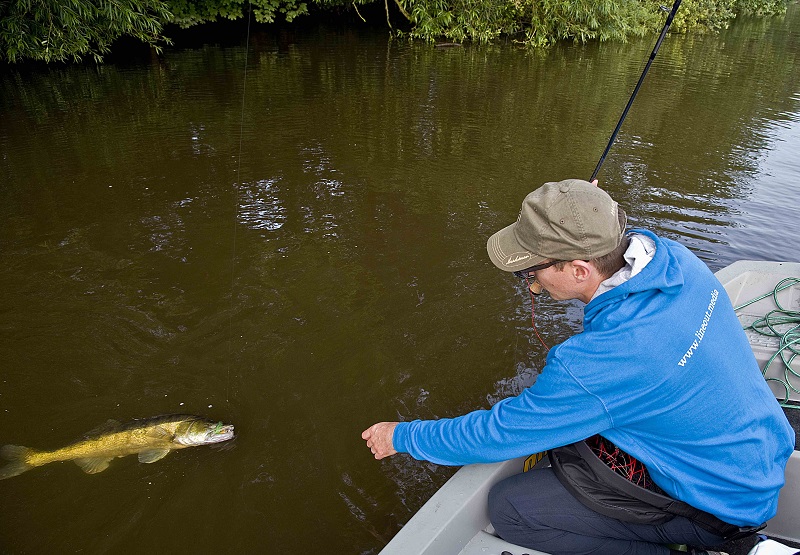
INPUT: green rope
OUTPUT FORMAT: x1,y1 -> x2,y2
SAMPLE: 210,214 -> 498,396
735,278 -> 800,409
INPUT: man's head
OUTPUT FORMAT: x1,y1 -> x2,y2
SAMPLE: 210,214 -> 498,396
487,179 -> 627,275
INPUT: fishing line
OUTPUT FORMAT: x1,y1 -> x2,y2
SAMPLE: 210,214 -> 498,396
524,280 -> 549,351
590,0 -> 682,182
227,0 -> 253,405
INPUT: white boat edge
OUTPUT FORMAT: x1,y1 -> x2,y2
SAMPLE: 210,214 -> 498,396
379,260 -> 800,555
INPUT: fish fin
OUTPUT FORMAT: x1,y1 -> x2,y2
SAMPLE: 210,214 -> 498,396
0,445 -> 34,480
74,456 -> 113,474
83,419 -> 122,438
138,448 -> 171,464
146,426 -> 174,441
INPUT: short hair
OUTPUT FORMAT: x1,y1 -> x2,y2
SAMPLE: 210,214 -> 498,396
590,235 -> 631,278
552,235 -> 630,279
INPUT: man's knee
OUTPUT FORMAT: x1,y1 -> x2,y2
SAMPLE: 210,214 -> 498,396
488,469 -> 574,541
488,474 -> 525,532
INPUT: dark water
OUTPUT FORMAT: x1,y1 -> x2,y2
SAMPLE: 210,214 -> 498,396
1,6 -> 799,553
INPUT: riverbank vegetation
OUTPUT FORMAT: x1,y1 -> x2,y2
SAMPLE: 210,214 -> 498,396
0,0 -> 791,63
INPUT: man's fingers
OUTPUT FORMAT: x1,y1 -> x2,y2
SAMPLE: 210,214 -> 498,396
362,422 -> 399,460
361,424 -> 377,440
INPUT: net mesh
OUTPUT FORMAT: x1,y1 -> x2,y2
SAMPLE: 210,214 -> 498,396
586,435 -> 665,493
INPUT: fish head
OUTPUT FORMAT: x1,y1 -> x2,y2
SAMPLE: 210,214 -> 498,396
176,418 -> 235,446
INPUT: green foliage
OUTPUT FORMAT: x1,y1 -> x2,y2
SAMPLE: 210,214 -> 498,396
167,0 -> 307,26
398,0 -> 655,46
0,0 -> 790,63
517,0 -> 658,47
0,0 -> 172,63
734,0 -> 787,15
399,0 -> 521,42
397,0 -> 789,46
668,0 -> 737,33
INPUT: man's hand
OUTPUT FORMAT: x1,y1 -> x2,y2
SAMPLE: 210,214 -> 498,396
362,422 -> 399,460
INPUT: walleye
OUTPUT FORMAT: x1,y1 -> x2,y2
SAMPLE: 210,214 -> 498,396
0,414 -> 234,479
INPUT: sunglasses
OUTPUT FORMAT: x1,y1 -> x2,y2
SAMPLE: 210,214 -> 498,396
513,259 -> 562,281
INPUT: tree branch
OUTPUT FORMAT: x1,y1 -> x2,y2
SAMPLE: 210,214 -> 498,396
393,0 -> 411,21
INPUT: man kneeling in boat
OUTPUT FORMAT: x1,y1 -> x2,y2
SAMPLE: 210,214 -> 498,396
362,179 -> 794,555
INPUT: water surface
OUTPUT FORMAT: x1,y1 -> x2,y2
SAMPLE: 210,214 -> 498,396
1,7 -> 799,553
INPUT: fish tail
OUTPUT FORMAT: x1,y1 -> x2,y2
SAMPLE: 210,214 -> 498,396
0,445 -> 35,479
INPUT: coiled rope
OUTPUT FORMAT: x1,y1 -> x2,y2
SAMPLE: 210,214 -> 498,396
734,277 -> 800,409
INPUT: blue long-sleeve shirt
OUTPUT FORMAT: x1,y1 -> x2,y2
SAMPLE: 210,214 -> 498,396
393,230 -> 794,527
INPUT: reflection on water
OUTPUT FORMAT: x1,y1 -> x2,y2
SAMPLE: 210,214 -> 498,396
1,6 -> 800,553
239,179 -> 287,231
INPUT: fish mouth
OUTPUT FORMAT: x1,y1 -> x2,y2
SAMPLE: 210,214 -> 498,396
206,425 -> 235,444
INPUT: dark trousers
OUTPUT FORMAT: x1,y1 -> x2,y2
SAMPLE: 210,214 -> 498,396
488,468 -> 726,555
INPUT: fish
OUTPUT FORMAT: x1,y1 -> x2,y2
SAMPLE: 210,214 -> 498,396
0,414 -> 234,479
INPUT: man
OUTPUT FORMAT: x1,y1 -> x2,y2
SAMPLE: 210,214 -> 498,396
362,179 -> 794,555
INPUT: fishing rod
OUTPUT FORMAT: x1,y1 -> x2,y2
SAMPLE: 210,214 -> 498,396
590,0 -> 683,182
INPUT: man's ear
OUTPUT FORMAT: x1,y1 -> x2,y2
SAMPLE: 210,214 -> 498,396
571,260 -> 593,281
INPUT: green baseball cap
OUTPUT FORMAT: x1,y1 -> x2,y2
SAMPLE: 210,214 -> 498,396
487,179 -> 627,272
